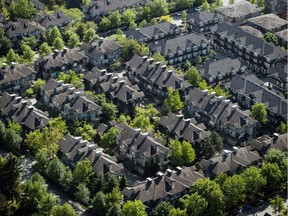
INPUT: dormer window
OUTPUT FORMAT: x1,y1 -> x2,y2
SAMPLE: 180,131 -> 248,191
107,0 -> 112,5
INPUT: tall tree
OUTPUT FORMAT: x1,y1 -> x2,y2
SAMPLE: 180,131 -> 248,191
6,48 -> 19,64
105,174 -> 119,193
75,183 -> 90,204
168,208 -> 187,216
241,166 -> 266,201
68,33 -> 80,48
0,29 -> 12,55
264,148 -> 286,166
270,195 -> 285,215
252,103 -> 268,125
202,131 -> 223,159
51,203 -> 78,216
21,44 -> 34,63
122,9 -> 136,25
14,0 -> 35,19
180,192 -> 208,216
109,11 -> 122,27
192,178 -> 225,216
53,37 -> 65,50
121,200 -> 148,216
100,127 -> 119,150
152,201 -> 174,216
185,66 -> 202,87
83,28 -> 96,43
92,191 -> 107,216
107,203 -> 121,216
147,0 -> 169,17
182,140 -> 196,165
162,87 -> 184,114
73,158 -> 93,186
47,26 -> 62,45
39,42 -> 52,57
74,122 -> 96,141
261,163 -> 282,193
222,175 -> 246,210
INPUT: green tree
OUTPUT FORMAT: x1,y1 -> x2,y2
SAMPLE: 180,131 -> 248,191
119,174 -> 128,190
3,126 -> 22,150
152,201 -> 174,216
109,11 -> 122,27
107,203 -> 121,216
105,174 -> 120,193
8,0 -> 16,20
39,42 -> 52,57
181,10 -> 187,22
263,32 -> 278,46
202,131 -> 223,159
258,0 -> 264,7
162,87 -> 184,114
68,33 -> 80,48
264,148 -> 286,166
122,9 -> 136,25
180,192 -> 208,216
150,17 -> 158,25
6,48 -> 19,64
121,200 -> 148,216
75,183 -> 90,204
252,103 -> 268,125
51,203 -> 78,216
14,0 -> 35,19
229,0 -> 235,4
276,121 -> 288,134
92,191 -> 107,216
152,52 -> 167,63
106,187 -> 123,209
58,70 -> 84,88
186,66 -> 202,87
21,36 -> 37,50
76,23 -> 86,39
102,102 -> 118,121
139,19 -> 147,28
182,140 -> 196,165
35,148 -> 50,173
99,17 -> 112,31
53,37 -> 65,50
0,153 -> 20,201
261,163 -> 282,193
47,26 -> 62,45
83,28 -> 96,43
129,21 -> 137,29
201,0 -> 210,11
241,166 -> 266,201
117,38 -> 149,60
47,157 -> 66,183
59,166 -> 73,192
169,140 -> 183,166
192,178 -> 225,216
74,122 -> 96,141
48,116 -> 67,134
21,44 -> 34,63
270,195 -> 285,215
222,175 -> 246,210
147,0 -> 169,17
2,6 -> 9,22
100,127 -> 120,150
73,158 -> 93,186
168,208 -> 187,216
0,29 -> 12,55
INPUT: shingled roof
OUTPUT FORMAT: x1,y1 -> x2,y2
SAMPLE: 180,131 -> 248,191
0,93 -> 50,131
32,10 -> 72,29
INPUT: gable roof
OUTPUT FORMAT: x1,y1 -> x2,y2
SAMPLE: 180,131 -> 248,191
32,10 -> 72,29
186,11 -> 216,24
199,147 -> 261,177
0,93 -> 50,130
126,54 -> 191,91
227,74 -> 288,117
158,112 -> 211,144
149,33 -> 208,56
196,57 -> 242,80
186,88 -> 258,128
0,63 -> 36,86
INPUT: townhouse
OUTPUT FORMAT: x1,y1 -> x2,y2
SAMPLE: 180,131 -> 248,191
82,0 -> 149,20
186,11 -> 220,33
126,54 -> 192,104
0,92 -> 50,132
250,132 -> 288,156
185,88 -> 258,145
149,33 -> 210,65
126,21 -> 182,44
35,48 -> 88,79
122,166 -> 205,207
198,146 -> 262,178
226,74 -> 288,125
266,61 -> 287,93
158,112 -> 211,145
215,2 -> 262,25
85,70 -> 144,114
81,39 -> 122,68
210,23 -> 287,73
40,79 -> 102,123
115,123 -> 170,175
196,57 -> 245,85
264,0 -> 287,19
275,29 -> 288,48
32,10 -> 72,31
246,14 -> 288,34
58,134 -> 124,178
0,63 -> 36,94
4,19 -> 45,41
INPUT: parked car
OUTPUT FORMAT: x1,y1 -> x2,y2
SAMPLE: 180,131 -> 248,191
241,205 -> 253,212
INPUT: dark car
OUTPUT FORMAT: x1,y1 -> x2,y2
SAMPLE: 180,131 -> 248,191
253,200 -> 265,207
241,205 -> 253,212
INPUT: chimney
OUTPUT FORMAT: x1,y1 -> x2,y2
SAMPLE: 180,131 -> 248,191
231,104 -> 237,111
87,143 -> 95,150
146,177 -> 153,188
224,99 -> 230,105
112,76 -> 118,83
202,89 -> 209,96
156,171 -> 164,179
223,149 -> 230,156
54,49 -> 59,55
155,61 -> 161,66
134,128 -> 141,132
166,168 -> 172,176
148,58 -> 154,64
15,96 -> 22,102
1,63 -> 7,69
176,166 -> 182,174
210,91 -> 216,97
273,133 -> 279,142
161,65 -> 167,70
177,114 -> 184,121
74,91 -> 82,96
142,56 -> 148,61
68,87 -> 75,94
217,96 -> 224,101
63,47 -> 68,53
11,62 -> 16,69
232,146 -> 238,153
21,100 -> 28,105
119,80 -> 125,86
